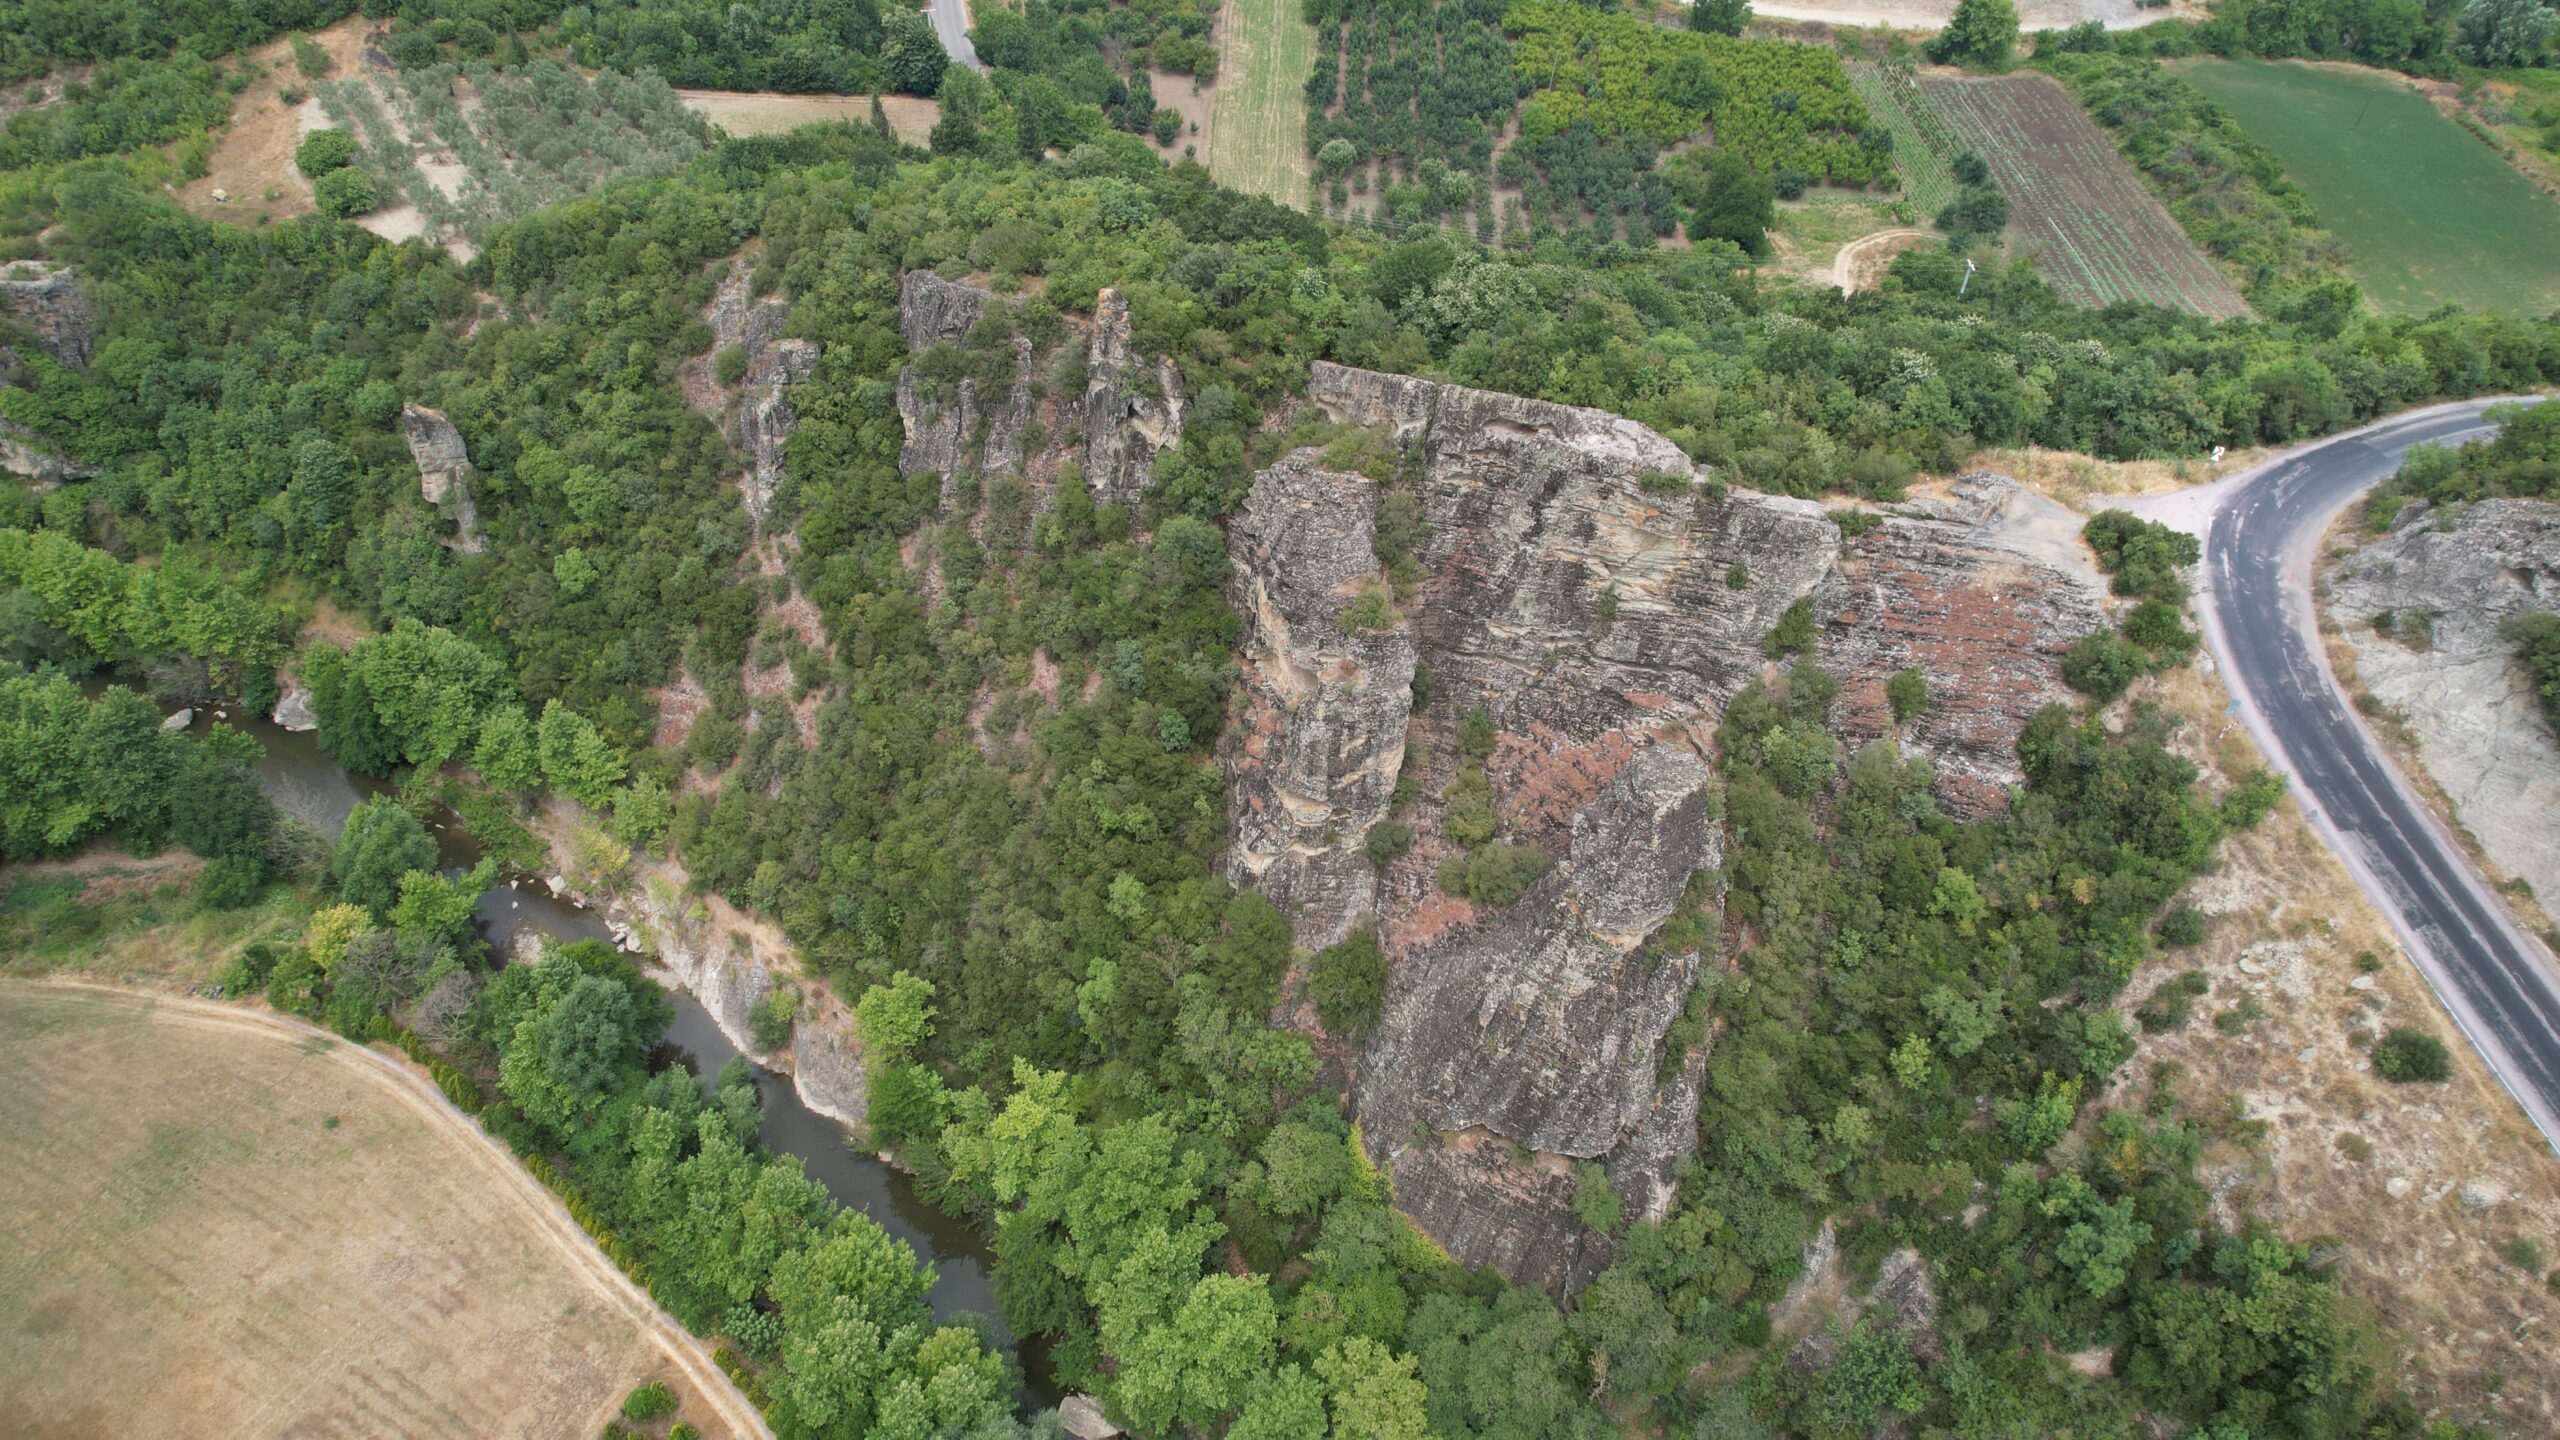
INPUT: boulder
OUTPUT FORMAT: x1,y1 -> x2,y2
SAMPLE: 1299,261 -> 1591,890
272,679 -> 319,733
399,403 -> 484,553
1058,1394 -> 1123,1440
159,708 -> 194,732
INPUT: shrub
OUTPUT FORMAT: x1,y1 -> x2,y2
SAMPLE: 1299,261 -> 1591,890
2157,903 -> 2207,946
219,942 -> 280,997
2063,629 -> 2147,702
1438,841 -> 1551,907
1362,818 -> 1412,867
714,344 -> 750,386
313,165 -> 380,218
1763,595 -> 1818,658
2135,971 -> 2209,1033
1573,1160 -> 1623,1234
623,1381 -> 676,1422
295,127 -> 357,178
2082,510 -> 2199,603
2507,1237 -> 2545,1271
746,987 -> 800,1052
1886,667 -> 1927,722
2374,1027 -> 2452,1082
1312,925 -> 1389,1038
291,33 -> 331,80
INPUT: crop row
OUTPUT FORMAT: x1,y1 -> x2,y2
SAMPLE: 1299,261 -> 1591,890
1918,75 -> 2250,319
1845,63 -> 1958,218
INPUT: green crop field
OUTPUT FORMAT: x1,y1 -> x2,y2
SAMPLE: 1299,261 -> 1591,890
1846,63 -> 1961,219
1207,0 -> 1314,208
2178,58 -> 2560,316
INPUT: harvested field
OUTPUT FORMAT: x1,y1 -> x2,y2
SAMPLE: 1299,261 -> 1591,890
678,88 -> 938,146
1918,71 -> 2252,319
1207,0 -> 1315,206
2178,58 -> 2560,316
0,983 -> 755,1440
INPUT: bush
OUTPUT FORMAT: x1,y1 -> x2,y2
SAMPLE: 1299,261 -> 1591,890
2063,629 -> 2148,702
218,942 -> 281,998
2374,1027 -> 2452,1082
294,127 -> 357,179
1763,595 -> 1817,658
313,165 -> 380,218
2157,903 -> 2207,946
1886,668 -> 1928,722
714,344 -> 750,386
623,1381 -> 676,1422
1311,925 -> 1388,1038
2135,971 -> 2209,1032
746,987 -> 800,1052
1438,841 -> 1551,907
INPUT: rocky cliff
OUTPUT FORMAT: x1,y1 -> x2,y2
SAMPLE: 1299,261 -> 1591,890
1225,363 -> 2104,1294
893,271 -> 1184,525
0,264 -> 93,368
398,403 -> 484,553
703,263 -> 820,532
2327,498 -> 2560,908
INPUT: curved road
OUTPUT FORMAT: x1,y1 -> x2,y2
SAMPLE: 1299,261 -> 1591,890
2140,398 -> 2560,1151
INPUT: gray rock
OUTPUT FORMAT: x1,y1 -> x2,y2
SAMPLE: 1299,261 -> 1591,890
2461,1180 -> 2503,1210
1229,365 -> 2108,1294
273,679 -> 318,733
1224,453 -> 1416,949
399,403 -> 483,554
0,417 -> 102,486
1058,1394 -> 1123,1440
159,707 -> 194,732
1080,287 -> 1184,510
0,264 -> 94,367
2327,498 -> 2560,910
703,262 -> 821,531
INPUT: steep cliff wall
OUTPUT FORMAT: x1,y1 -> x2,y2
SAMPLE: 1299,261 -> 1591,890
893,271 -> 1183,525
2327,498 -> 2560,908
398,403 -> 484,553
1227,364 -> 2104,1294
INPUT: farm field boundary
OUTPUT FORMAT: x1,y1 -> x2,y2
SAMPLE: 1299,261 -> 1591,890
1919,72 -> 2252,320
0,980 -> 763,1440
1207,0 -> 1314,207
2177,58 -> 2560,316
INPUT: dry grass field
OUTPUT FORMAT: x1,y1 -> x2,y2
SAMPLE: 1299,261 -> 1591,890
1206,0 -> 1314,206
677,88 -> 939,145
0,983 -> 753,1440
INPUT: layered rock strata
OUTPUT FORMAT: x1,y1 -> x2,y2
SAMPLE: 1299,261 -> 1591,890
2327,498 -> 2560,907
1227,363 -> 2105,1293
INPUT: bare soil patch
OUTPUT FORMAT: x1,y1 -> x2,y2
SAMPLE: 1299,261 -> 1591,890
2106,660 -> 2560,1430
0,982 -> 758,1440
677,88 -> 938,145
175,17 -> 377,227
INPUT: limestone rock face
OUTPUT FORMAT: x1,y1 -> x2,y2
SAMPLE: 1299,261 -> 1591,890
2327,498 -> 2560,906
1811,474 -> 2106,816
1081,287 -> 1185,510
700,261 -> 820,530
0,418 -> 101,486
1223,452 -> 1416,949
1230,364 -> 2106,1295
0,265 -> 94,367
399,403 -> 483,553
892,272 -> 1183,525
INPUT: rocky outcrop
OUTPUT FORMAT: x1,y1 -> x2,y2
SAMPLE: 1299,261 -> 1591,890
2327,498 -> 2560,907
399,403 -> 483,554
1224,453 -> 1416,948
1812,474 -> 2106,815
703,262 -> 819,530
1080,288 -> 1184,510
0,264 -> 94,368
893,273 -> 1183,523
1229,364 -> 2108,1295
272,678 -> 318,732
0,417 -> 101,486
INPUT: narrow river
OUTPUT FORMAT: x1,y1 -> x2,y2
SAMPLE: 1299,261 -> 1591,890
167,697 -> 1048,1398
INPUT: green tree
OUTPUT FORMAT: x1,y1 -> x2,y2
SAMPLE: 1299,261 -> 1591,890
2459,0 -> 2559,65
884,11 -> 950,96
538,700 -> 627,807
390,860 -> 492,946
314,165 -> 380,218
854,971 -> 939,1065
1689,0 -> 1753,34
294,127 -> 356,178
501,968 -> 640,1130
1929,0 -> 2020,66
473,705 -> 541,793
1315,1336 -> 1429,1439
1115,1274 -> 1280,1434
332,796 -> 438,920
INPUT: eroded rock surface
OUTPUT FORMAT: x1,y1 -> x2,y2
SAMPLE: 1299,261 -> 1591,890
1229,364 -> 2106,1294
893,272 -> 1183,526
699,261 -> 819,530
398,403 -> 483,553
2328,498 -> 2560,906
0,418 -> 101,486
0,264 -> 94,367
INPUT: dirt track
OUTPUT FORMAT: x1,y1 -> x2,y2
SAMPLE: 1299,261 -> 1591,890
0,980 -> 770,1440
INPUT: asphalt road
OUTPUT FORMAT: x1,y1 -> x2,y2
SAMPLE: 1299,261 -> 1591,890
2189,397 -> 2560,1150
928,0 -> 983,72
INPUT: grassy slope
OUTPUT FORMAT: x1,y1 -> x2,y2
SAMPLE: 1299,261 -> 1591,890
2178,58 -> 2560,316
1207,0 -> 1314,207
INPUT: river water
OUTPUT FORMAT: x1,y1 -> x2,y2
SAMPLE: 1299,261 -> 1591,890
167,697 -> 1043,1395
